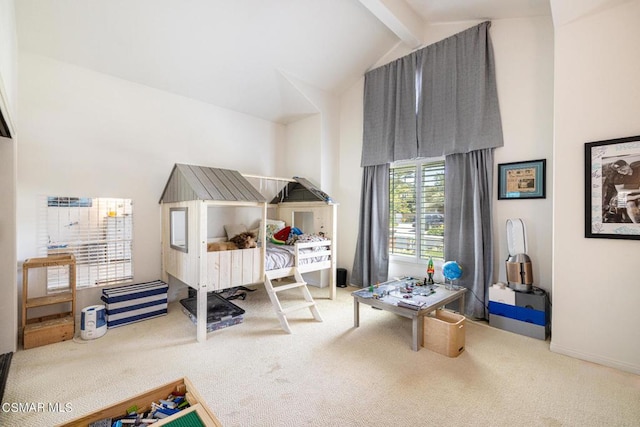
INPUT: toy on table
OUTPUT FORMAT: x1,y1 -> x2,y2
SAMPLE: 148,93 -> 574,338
426,257 -> 435,285
442,260 -> 462,290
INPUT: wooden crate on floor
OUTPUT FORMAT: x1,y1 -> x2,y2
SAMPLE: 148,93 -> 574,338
23,315 -> 75,349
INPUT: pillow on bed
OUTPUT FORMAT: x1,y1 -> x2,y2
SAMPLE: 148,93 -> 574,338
273,226 -> 291,242
224,224 -> 247,240
259,219 -> 286,242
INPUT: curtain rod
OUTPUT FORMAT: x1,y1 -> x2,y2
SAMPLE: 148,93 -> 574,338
366,20 -> 491,73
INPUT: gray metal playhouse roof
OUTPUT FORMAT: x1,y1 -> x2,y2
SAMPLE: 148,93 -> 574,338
159,164 -> 267,204
270,176 -> 335,204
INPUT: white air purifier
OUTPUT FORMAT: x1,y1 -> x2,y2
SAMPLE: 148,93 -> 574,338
80,305 -> 107,340
505,219 -> 534,292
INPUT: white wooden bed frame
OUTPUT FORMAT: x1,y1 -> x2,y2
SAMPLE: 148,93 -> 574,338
205,238 -> 334,291
161,175 -> 337,342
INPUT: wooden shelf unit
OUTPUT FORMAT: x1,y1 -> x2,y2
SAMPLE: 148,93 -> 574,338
22,254 -> 76,349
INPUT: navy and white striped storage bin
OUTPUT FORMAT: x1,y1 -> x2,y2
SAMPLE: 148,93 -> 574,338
101,280 -> 169,328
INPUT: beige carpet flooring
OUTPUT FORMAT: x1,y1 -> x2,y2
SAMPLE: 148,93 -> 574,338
2,284 -> 639,427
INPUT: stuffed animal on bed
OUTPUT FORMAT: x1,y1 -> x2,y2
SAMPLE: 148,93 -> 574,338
229,231 -> 257,249
207,241 -> 238,251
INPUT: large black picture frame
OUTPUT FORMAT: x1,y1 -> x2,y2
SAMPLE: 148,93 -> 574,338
498,159 -> 546,200
585,135 -> 640,240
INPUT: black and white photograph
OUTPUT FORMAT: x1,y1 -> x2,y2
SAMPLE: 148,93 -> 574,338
585,135 -> 640,239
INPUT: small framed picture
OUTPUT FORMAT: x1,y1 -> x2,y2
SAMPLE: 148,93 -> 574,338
585,135 -> 640,240
498,159 -> 546,200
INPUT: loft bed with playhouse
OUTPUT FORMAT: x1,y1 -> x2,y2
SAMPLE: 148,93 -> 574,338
159,164 -> 338,342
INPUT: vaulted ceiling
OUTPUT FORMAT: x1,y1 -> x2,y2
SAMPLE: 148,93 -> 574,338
15,0 -> 553,124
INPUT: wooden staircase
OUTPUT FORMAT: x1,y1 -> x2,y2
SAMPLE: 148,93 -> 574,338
264,268 -> 323,333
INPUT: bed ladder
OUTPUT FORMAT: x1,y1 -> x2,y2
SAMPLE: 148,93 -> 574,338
264,268 -> 323,333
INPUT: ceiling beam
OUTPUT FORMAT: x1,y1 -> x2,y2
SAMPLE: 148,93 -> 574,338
359,0 -> 425,49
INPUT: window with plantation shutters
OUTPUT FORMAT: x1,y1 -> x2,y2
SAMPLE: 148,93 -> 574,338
40,196 -> 133,290
389,160 -> 445,261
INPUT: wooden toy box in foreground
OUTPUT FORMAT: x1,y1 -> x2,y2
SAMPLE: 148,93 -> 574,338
58,377 -> 221,427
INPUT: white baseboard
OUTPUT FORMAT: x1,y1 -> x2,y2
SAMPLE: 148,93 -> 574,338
550,341 -> 639,375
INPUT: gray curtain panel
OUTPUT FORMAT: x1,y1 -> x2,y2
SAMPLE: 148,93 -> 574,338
361,20 -> 503,165
444,149 -> 495,319
361,55 -> 417,167
357,21 -> 503,298
351,164 -> 390,287
417,21 -> 503,157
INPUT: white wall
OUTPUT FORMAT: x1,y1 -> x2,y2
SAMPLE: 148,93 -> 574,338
338,17 -> 555,289
0,136 -> 17,354
0,0 -> 18,354
490,18 -> 555,291
337,79 -> 365,282
283,114 -> 321,183
552,0 -> 640,373
280,75 -> 340,195
17,53 -> 285,313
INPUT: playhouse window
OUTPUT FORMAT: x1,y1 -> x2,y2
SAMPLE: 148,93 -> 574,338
170,207 -> 188,253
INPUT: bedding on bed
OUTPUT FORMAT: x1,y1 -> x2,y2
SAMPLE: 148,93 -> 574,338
264,243 -> 297,270
264,235 -> 330,271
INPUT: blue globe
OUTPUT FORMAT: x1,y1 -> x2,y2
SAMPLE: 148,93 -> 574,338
442,261 -> 462,281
